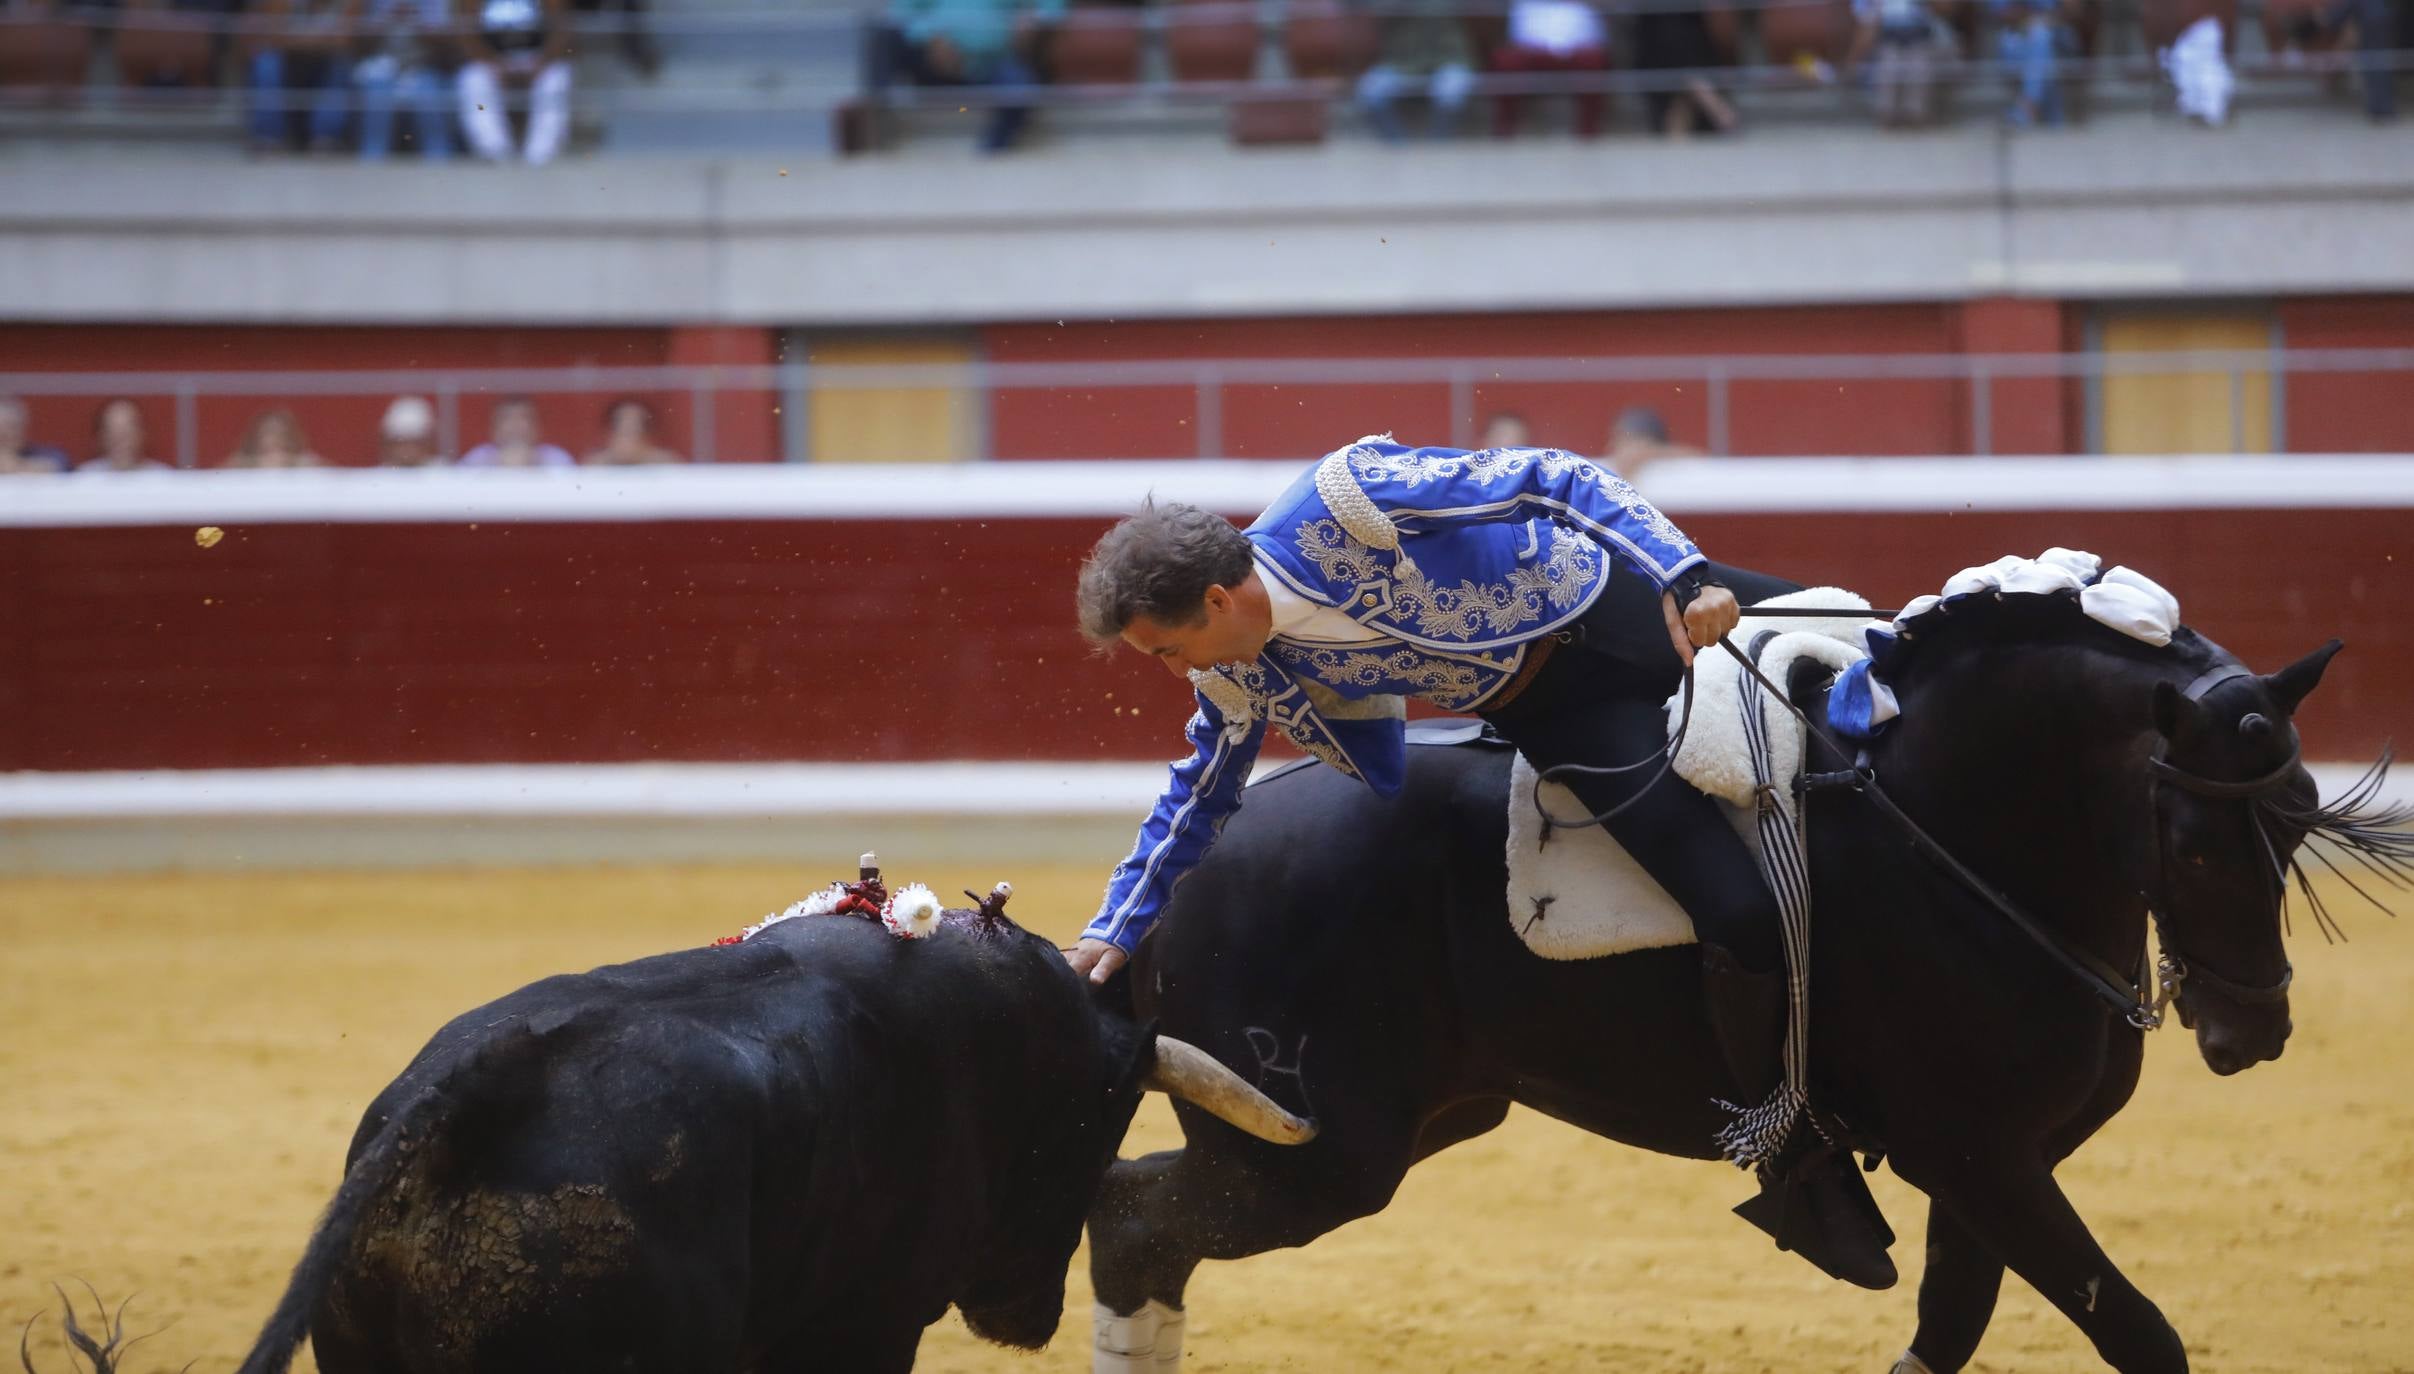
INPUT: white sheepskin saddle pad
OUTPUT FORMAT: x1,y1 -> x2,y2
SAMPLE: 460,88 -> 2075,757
1504,587 -> 1876,961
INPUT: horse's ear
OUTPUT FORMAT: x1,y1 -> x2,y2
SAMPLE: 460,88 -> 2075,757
2153,679 -> 2206,742
2264,639 -> 2344,715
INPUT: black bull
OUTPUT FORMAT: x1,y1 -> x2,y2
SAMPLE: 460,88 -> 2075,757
1089,611 -> 2348,1374
229,904 -> 1309,1374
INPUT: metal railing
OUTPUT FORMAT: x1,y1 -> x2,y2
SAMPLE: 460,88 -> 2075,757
7,346 -> 2408,465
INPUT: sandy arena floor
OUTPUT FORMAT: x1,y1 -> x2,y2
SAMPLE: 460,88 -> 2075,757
3,862 -> 2409,1373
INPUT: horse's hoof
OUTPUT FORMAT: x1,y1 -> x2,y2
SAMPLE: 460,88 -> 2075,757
1094,1299 -> 1184,1374
1889,1351 -> 1939,1374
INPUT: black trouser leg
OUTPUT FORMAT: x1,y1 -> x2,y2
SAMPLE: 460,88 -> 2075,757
1481,566 -> 1793,1091
1484,693 -> 1785,1099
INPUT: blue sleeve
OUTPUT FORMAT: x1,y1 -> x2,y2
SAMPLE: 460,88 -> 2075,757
1084,692 -> 1267,954
1379,444 -> 1706,590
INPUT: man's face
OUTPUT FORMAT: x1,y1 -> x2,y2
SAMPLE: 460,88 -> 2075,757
493,404 -> 538,446
1120,585 -> 1268,679
100,402 -> 144,455
0,408 -> 24,450
383,435 -> 435,466
1481,416 -> 1531,449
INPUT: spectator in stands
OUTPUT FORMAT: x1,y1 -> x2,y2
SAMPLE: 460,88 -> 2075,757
0,397 -> 69,475
227,408 -> 327,468
2160,13 -> 2233,125
1606,404 -> 1702,484
118,0 -> 242,90
1988,0 -> 2073,127
459,0 -> 575,164
1632,0 -> 1738,137
1356,0 -> 1477,141
80,398 -> 171,472
879,0 -> 1058,153
1850,0 -> 1952,128
570,0 -> 660,76
2317,0 -> 2398,122
459,396 -> 576,468
355,0 -> 459,158
377,395 -> 451,465
1489,0 -> 1609,139
585,397 -> 685,465
248,0 -> 359,153
1479,411 -> 1534,448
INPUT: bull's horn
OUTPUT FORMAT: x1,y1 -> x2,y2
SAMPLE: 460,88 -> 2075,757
1146,1036 -> 1318,1145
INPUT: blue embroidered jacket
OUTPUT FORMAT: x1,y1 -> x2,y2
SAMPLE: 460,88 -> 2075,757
1084,437 -> 1705,953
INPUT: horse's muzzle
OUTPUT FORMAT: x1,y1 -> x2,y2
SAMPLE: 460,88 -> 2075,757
2192,1003 -> 2292,1076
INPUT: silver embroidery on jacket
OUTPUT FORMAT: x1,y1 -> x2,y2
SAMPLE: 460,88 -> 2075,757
1294,517 -> 1600,644
1192,662 -> 1359,778
1268,641 -> 1500,712
1344,444 -> 1690,552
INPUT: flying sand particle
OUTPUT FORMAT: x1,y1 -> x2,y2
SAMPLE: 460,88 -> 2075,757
195,526 -> 224,549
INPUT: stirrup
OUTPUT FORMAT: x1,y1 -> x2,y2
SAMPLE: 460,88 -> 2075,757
1732,1144 -> 1898,1290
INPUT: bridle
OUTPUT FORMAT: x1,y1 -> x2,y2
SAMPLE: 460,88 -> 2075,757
2139,665 -> 2303,1020
1536,620 -> 2302,1033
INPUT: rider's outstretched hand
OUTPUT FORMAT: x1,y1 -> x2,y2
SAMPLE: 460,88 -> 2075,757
1065,937 -> 1128,985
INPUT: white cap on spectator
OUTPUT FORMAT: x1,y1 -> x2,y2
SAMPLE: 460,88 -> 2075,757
382,395 -> 436,440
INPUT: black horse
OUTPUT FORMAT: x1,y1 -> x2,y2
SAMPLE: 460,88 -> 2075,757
1087,590 -> 2402,1374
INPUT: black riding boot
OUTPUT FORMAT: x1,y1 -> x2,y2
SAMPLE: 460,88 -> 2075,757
1702,944 -> 1898,1290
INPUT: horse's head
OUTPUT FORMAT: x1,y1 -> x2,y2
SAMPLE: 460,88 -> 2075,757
2145,639 -> 2341,1075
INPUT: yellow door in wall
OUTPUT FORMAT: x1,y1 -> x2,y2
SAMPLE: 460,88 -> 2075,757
2099,313 -> 2274,455
804,335 -> 980,463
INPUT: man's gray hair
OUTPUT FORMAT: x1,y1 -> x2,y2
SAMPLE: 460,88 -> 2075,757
1076,500 -> 1254,646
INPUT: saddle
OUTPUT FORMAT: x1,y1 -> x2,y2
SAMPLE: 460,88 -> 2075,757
1504,588 -> 1876,963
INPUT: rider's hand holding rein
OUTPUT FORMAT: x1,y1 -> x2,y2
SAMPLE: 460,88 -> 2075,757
1664,581 -> 1740,666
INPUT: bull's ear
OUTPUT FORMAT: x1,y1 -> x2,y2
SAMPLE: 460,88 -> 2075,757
2265,639 -> 2343,715
2153,680 -> 2206,742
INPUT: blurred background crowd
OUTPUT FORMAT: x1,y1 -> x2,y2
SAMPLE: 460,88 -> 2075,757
0,388 -> 1702,472
0,0 -> 2401,163
0,391 -> 684,470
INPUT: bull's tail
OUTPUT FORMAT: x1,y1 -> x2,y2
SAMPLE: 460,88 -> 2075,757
232,1007 -> 579,1374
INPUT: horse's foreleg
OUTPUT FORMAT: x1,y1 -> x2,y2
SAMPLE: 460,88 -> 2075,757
1087,1102 -> 1431,1374
1896,1153 -> 2185,1374
1894,1201 -> 2006,1373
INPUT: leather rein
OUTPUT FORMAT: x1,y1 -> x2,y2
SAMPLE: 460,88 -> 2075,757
1790,654 -> 2300,1030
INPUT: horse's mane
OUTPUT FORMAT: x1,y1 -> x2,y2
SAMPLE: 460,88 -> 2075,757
1870,588 -> 2222,700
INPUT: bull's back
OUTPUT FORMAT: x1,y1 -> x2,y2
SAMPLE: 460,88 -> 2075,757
312,1003 -> 776,1372
309,923 -> 1078,1371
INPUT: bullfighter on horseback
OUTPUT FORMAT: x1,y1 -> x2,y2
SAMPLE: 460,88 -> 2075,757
1068,434 -> 1893,1285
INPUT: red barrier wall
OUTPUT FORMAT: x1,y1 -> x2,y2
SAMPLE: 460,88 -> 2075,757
2276,297 -> 2414,454
984,305 -> 1984,460
2,510 -> 2401,772
5,297 -> 2410,464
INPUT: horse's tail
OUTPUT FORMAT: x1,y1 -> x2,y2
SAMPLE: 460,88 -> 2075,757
232,1007 -> 580,1374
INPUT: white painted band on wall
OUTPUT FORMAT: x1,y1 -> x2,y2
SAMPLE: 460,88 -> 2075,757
3,455 -> 2412,528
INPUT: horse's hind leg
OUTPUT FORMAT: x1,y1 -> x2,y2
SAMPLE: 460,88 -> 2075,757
1894,1152 -> 2185,1373
1894,1203 -> 2007,1373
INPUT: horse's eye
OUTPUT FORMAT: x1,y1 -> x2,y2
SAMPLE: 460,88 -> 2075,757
2239,712 -> 2272,739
